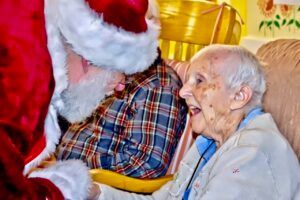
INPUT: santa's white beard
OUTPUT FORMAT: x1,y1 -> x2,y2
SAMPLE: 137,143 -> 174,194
59,70 -> 118,123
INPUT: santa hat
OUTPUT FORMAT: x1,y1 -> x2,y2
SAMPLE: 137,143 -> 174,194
44,0 -> 160,116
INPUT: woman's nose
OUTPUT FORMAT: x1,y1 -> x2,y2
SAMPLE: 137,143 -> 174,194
179,83 -> 192,99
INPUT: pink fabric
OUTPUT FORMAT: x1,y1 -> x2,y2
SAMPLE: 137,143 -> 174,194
167,117 -> 194,174
166,59 -> 190,83
166,59 -> 194,174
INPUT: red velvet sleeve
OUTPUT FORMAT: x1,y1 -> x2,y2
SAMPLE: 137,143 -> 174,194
0,0 -> 62,199
0,128 -> 63,200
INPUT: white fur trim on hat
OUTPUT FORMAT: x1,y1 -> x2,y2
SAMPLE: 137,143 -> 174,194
45,0 -> 159,75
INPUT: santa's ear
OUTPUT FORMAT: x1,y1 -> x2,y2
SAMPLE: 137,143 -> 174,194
230,85 -> 253,110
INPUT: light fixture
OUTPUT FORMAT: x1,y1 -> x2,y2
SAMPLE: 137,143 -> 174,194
273,0 -> 300,5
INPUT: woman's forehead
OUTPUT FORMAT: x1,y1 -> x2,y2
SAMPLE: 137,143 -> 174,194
189,55 -> 218,76
189,52 -> 237,76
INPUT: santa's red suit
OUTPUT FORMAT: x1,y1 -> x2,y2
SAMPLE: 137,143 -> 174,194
0,1 -> 91,199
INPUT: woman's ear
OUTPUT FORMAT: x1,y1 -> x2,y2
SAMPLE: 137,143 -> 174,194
230,85 -> 253,110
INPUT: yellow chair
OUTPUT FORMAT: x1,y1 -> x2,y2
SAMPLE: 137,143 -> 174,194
90,169 -> 173,193
90,0 -> 242,194
158,0 -> 242,61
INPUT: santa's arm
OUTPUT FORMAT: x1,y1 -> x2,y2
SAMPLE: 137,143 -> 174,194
0,126 -> 64,199
1,126 -> 92,200
29,160 -> 92,200
27,106 -> 93,199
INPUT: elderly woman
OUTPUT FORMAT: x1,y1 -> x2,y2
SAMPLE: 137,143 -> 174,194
91,45 -> 300,200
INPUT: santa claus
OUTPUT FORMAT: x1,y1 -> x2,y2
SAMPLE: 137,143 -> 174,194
0,0 -> 92,199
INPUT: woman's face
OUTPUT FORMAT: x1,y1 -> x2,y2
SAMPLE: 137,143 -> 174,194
179,54 -> 234,141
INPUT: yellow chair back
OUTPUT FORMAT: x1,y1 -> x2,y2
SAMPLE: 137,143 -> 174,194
158,0 -> 241,61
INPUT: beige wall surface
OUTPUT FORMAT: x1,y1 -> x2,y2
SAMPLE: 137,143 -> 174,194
247,0 -> 300,39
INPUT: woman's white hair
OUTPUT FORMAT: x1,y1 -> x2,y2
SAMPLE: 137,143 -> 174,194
193,45 -> 266,111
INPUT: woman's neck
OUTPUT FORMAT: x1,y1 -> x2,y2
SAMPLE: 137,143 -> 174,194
215,110 -> 245,148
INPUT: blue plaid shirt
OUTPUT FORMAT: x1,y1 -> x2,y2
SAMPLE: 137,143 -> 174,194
56,59 -> 188,178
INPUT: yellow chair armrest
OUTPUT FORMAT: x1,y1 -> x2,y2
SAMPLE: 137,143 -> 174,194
90,169 -> 173,193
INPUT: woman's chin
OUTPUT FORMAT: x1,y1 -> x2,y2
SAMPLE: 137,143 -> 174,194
190,115 -> 204,132
190,120 -> 212,139
191,123 -> 204,136
191,131 -> 201,139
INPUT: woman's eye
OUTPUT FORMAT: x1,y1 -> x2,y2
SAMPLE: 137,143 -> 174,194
195,78 -> 203,85
194,73 -> 205,86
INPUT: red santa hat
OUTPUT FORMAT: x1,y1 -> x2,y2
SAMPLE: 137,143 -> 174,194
44,0 -> 160,118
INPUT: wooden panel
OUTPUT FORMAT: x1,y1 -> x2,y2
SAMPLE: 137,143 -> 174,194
174,41 -> 183,61
160,39 -> 170,60
157,0 -> 240,61
158,0 -> 236,45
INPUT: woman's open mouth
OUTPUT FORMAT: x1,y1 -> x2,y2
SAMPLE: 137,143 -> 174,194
189,106 -> 201,116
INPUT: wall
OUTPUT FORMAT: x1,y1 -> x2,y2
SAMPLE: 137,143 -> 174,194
241,0 -> 300,52
248,0 -> 300,39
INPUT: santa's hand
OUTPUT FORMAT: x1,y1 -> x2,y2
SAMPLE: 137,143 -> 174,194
29,159 -> 92,200
88,182 -> 101,200
27,154 -> 57,175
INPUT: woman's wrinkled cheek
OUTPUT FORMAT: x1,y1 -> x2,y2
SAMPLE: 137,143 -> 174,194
204,95 -> 229,133
194,86 -> 208,104
207,105 -> 218,130
208,104 -> 215,122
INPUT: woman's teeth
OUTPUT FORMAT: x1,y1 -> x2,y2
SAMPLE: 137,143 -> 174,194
190,106 -> 201,116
